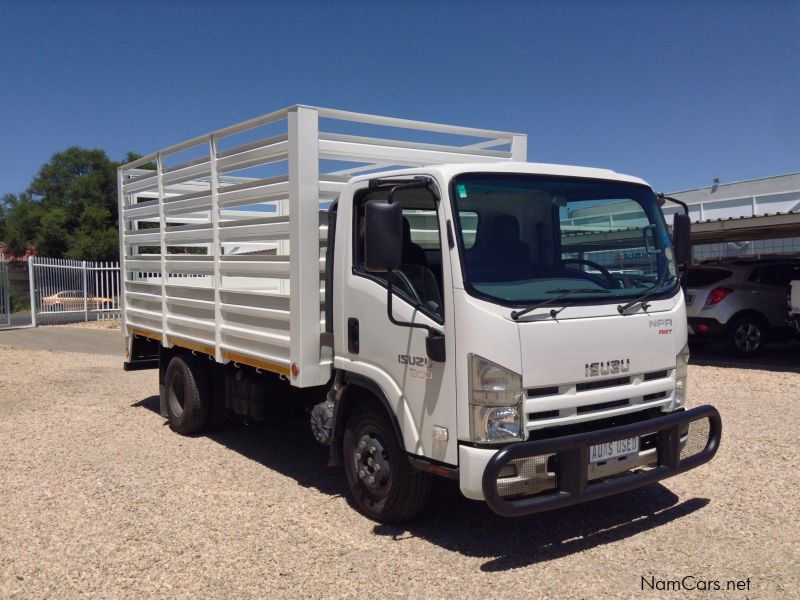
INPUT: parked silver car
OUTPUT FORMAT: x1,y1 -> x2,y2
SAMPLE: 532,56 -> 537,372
685,258 -> 800,356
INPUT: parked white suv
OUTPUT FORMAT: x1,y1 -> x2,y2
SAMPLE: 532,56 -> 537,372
685,258 -> 800,356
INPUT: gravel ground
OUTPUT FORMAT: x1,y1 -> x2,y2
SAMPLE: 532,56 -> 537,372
60,320 -> 121,331
0,343 -> 797,598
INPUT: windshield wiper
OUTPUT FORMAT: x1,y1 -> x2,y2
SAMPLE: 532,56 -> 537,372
617,272 -> 676,314
510,288 -> 612,321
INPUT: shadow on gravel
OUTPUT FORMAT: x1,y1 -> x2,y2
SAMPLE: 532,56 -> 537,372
131,396 -> 160,412
132,396 -> 346,498
689,340 -> 800,373
132,394 -> 709,571
375,481 -> 709,571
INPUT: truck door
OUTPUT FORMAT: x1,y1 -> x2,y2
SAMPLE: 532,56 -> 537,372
336,181 -> 457,465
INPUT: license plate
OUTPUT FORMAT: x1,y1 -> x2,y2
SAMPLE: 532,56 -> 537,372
589,437 -> 640,464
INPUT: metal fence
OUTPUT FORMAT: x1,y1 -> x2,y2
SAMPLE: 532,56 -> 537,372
28,257 -> 121,326
0,254 -> 10,327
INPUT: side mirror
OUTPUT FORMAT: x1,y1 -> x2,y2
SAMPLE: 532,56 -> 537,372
673,213 -> 692,265
426,331 -> 446,363
365,200 -> 402,272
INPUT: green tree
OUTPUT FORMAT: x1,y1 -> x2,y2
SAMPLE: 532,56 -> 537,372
1,147 -> 148,261
68,205 -> 119,261
27,147 -> 118,233
2,193 -> 43,256
35,207 -> 70,257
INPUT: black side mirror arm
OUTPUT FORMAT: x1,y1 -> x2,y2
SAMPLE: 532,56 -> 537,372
657,193 -> 689,216
386,270 -> 446,362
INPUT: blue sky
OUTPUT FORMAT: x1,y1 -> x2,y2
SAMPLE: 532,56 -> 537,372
1,1 -> 798,196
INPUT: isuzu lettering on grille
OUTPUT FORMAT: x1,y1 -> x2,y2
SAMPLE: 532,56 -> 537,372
585,359 -> 630,377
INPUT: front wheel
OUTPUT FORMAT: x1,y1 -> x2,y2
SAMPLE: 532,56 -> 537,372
343,404 -> 431,523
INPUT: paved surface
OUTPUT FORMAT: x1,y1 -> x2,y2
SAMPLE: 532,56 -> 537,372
0,341 -> 797,597
0,326 -> 122,356
3,312 -> 119,328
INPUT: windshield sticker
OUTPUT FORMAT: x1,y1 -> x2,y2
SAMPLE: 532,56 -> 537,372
456,184 -> 468,198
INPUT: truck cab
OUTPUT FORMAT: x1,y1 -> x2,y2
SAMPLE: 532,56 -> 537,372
329,162 -> 718,518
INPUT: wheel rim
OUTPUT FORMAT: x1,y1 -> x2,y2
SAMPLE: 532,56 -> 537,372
168,374 -> 186,417
352,431 -> 391,499
734,323 -> 762,353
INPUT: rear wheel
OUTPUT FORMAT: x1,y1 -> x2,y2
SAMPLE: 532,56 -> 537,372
726,315 -> 767,357
164,355 -> 210,434
343,404 -> 431,523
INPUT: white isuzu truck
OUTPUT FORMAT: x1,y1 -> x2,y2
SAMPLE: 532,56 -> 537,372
119,105 -> 721,522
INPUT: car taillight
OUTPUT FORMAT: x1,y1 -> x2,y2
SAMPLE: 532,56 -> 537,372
705,287 -> 734,306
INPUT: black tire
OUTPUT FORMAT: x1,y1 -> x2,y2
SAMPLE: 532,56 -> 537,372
164,355 -> 210,434
52,303 -> 64,312
726,315 -> 767,357
343,403 -> 431,523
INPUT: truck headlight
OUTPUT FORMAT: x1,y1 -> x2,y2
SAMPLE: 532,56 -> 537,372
469,354 -> 524,443
674,342 -> 690,408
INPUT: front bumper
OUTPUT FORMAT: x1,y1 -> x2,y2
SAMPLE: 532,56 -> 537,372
474,405 -> 721,517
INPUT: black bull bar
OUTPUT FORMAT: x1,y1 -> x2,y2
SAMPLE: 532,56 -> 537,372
482,405 -> 722,517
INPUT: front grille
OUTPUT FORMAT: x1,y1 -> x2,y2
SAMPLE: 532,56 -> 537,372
529,407 -> 665,441
525,369 -> 674,430
527,385 -> 559,398
529,409 -> 560,421
576,376 -> 630,392
644,369 -> 670,381
576,398 -> 629,414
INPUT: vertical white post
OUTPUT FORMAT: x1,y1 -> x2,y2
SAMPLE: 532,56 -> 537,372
82,260 -> 89,322
278,199 -> 290,294
28,257 -> 37,327
288,106 -> 321,387
156,153 -> 168,343
511,134 -> 527,162
117,169 -> 128,343
209,135 -> 223,362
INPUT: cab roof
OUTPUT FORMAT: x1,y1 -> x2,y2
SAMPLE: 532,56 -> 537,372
350,161 -> 651,189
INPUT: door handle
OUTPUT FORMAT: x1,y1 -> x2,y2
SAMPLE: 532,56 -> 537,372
348,318 -> 359,354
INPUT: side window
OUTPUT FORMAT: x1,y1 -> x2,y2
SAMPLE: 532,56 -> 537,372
748,267 -> 763,284
776,265 -> 800,286
750,265 -> 800,287
754,266 -> 785,287
458,211 -> 479,249
353,187 -> 444,321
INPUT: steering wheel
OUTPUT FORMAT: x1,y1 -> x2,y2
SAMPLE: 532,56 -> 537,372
561,258 -> 619,289
390,269 -> 422,304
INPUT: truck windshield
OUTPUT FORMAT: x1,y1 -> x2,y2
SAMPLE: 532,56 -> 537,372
450,174 -> 678,305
